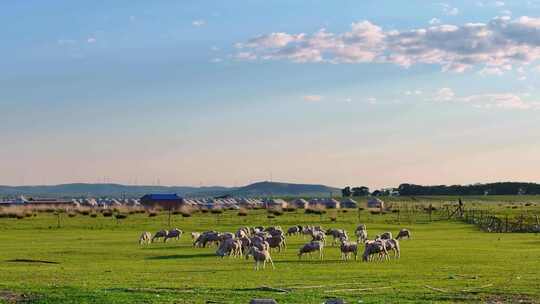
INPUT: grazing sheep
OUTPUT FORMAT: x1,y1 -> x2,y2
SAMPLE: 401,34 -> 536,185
164,228 -> 183,242
251,226 -> 265,235
195,231 -> 220,248
396,229 -> 411,240
298,241 -> 324,260
216,238 -> 243,258
139,232 -> 152,245
362,240 -> 388,262
266,235 -> 286,252
250,236 -> 270,251
248,246 -> 275,270
239,236 -> 252,258
236,227 -> 250,239
191,232 -> 201,244
265,226 -> 284,238
339,238 -> 359,261
310,230 -> 326,244
219,232 -> 235,241
355,224 -> 368,243
327,228 -> 348,246
380,232 -> 393,240
383,239 -> 400,258
151,230 -> 168,243
302,226 -> 313,238
286,226 -> 302,236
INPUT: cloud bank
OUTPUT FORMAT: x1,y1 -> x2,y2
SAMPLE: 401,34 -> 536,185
434,88 -> 540,110
236,16 -> 540,72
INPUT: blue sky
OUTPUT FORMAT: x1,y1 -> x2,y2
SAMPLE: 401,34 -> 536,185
1,1 -> 540,188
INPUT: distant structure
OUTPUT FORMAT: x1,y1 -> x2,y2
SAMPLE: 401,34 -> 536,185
367,197 -> 385,209
324,198 -> 341,209
340,198 -> 358,209
291,198 -> 309,209
140,193 -> 184,210
4,196 -> 76,208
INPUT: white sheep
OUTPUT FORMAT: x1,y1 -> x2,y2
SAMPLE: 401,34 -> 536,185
139,232 -> 152,245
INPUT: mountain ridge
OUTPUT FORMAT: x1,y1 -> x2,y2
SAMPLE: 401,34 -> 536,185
0,181 -> 340,198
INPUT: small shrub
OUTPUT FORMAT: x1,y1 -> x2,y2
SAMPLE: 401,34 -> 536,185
90,213 -> 98,218
102,210 -> 113,217
68,212 -> 77,218
211,208 -> 223,214
148,211 -> 158,217
341,209 -> 348,213
270,209 -> 284,216
115,214 -> 128,220
200,208 -> 209,214
267,215 -> 275,219
181,213 -> 192,218
16,214 -> 25,219
80,210 -> 91,216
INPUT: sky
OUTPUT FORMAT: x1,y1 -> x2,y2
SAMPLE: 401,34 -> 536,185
1,0 -> 540,189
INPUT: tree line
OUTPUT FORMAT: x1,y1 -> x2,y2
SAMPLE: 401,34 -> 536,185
342,182 -> 540,197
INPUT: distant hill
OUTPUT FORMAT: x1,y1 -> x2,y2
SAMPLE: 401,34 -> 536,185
0,181 -> 339,198
0,183 -> 230,198
231,181 -> 339,197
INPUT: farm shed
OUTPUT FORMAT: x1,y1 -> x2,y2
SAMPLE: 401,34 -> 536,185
82,198 -> 98,208
140,193 -> 184,210
367,197 -> 385,209
13,197 -> 76,208
291,198 -> 309,209
324,198 -> 341,209
341,198 -> 358,208
264,198 -> 288,209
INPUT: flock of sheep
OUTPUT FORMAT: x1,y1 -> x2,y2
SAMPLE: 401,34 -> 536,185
139,225 -> 411,270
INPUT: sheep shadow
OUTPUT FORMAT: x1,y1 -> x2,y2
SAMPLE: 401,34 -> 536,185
146,253 -> 215,260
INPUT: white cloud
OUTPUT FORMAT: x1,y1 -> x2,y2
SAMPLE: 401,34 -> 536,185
479,67 -> 505,76
366,97 -> 377,104
433,88 -> 540,109
440,3 -> 460,16
405,90 -> 423,95
495,1 -> 505,7
434,88 -> 456,101
236,16 -> 540,73
87,37 -> 96,43
429,18 -> 442,25
210,58 -> 222,63
303,95 -> 323,102
192,20 -> 206,27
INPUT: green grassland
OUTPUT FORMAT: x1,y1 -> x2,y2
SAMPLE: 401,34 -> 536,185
1,200 -> 540,303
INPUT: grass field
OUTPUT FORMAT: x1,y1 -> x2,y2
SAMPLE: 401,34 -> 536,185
1,201 -> 540,303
